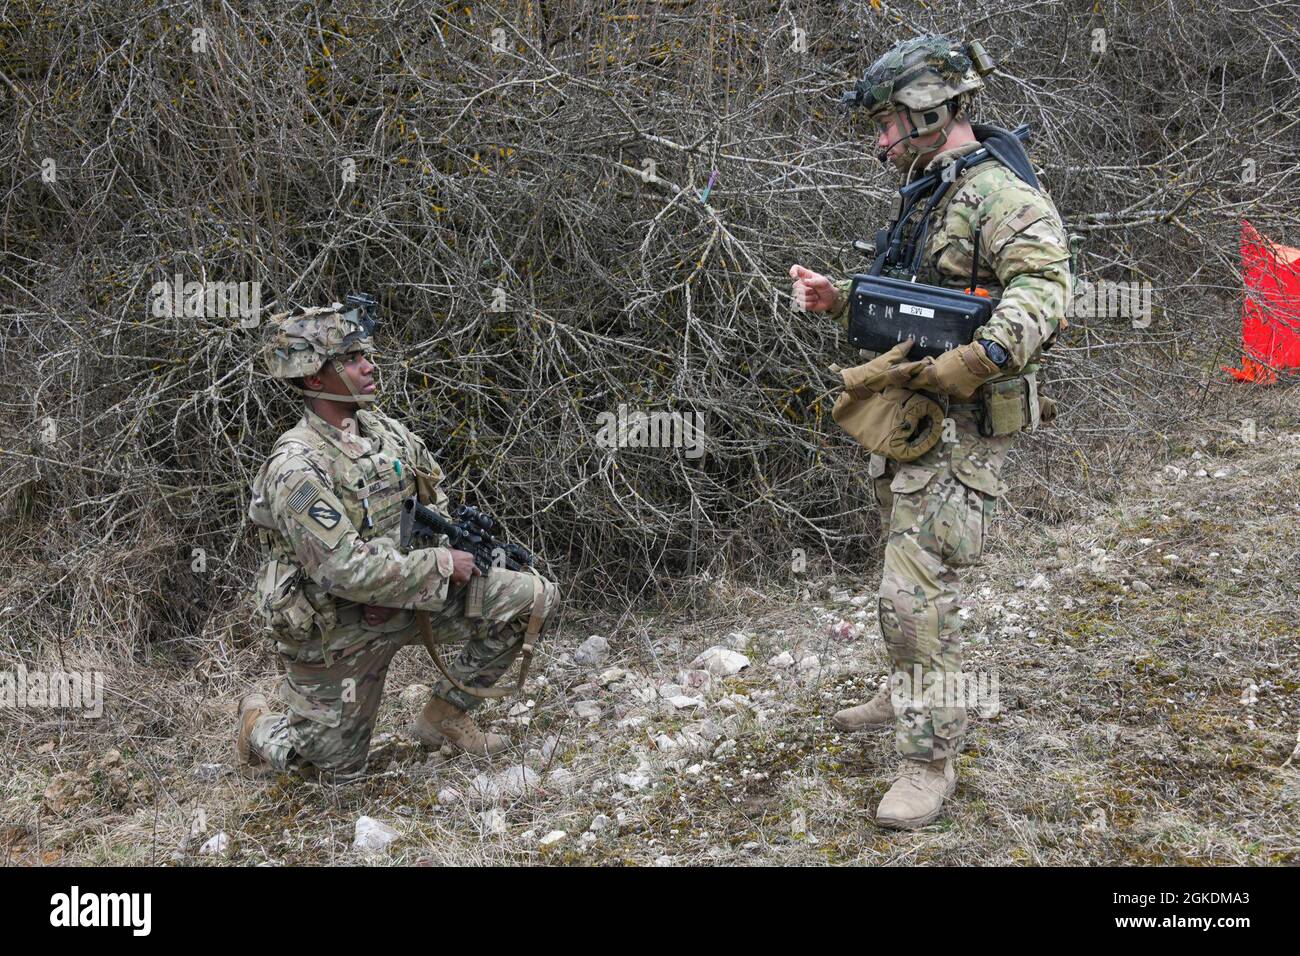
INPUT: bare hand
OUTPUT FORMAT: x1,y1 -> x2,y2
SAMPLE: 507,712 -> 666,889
449,549 -> 481,585
789,264 -> 839,312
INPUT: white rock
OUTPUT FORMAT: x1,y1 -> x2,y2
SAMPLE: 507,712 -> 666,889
547,768 -> 577,794
658,683 -> 685,699
616,714 -> 647,730
654,733 -> 678,751
588,813 -> 611,832
692,647 -> 750,677
436,787 -> 462,806
725,631 -> 751,650
768,651 -> 795,669
497,765 -> 540,798
574,635 -> 610,667
399,684 -> 430,708
1027,573 -> 1052,591
353,817 -> 400,855
829,620 -> 858,641
199,832 -> 230,857
849,595 -> 873,608
668,695 -> 705,710
798,654 -> 821,673
597,667 -> 626,687
539,830 -> 567,848
573,701 -> 603,721
482,808 -> 507,835
540,735 -> 562,762
677,669 -> 713,694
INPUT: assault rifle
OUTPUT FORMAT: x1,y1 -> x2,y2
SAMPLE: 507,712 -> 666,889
398,497 -> 536,573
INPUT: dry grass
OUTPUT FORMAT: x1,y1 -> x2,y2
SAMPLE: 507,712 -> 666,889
5,391 -> 1296,866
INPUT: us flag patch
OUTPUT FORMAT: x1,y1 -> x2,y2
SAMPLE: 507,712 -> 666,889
287,480 -> 318,513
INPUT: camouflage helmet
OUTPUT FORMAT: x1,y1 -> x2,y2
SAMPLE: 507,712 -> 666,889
843,35 -> 994,150
262,295 -> 379,403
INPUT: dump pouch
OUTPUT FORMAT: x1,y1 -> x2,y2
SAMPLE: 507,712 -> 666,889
832,385 -> 945,462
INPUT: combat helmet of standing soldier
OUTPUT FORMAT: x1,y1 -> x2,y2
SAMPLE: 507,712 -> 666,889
790,34 -> 1073,828
238,296 -> 560,780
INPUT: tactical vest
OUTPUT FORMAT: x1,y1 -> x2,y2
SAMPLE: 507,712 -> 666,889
254,410 -> 446,663
860,159 -> 1055,438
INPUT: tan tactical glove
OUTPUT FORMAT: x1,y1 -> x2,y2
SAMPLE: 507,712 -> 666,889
832,340 -> 918,398
906,342 -> 1001,401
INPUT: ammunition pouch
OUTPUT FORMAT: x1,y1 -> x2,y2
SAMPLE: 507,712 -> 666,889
255,558 -> 322,645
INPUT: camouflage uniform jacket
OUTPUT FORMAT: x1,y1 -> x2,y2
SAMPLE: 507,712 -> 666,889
248,407 -> 456,663
832,139 -> 1072,377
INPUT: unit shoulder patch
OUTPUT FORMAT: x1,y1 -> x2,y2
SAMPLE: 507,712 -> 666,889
307,499 -> 342,529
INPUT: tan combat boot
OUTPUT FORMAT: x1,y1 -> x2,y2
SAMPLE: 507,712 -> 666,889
412,697 -> 508,756
236,694 -> 269,765
875,757 -> 957,829
832,682 -> 894,732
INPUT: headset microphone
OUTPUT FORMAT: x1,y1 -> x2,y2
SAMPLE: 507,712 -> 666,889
877,128 -> 920,164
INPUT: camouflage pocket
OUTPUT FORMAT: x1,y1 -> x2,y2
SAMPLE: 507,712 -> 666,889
255,560 -> 317,643
281,676 -> 344,729
930,474 -> 988,567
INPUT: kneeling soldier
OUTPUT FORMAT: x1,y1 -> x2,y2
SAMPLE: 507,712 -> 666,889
239,299 -> 559,779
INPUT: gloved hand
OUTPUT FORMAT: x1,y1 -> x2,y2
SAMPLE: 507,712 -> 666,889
906,341 -> 1001,401
833,339 -> 919,398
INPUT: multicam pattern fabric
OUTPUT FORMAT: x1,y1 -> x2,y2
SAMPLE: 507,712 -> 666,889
245,406 -> 560,775
828,135 -> 1068,764
262,305 -> 376,380
848,34 -> 985,116
248,567 -> 559,776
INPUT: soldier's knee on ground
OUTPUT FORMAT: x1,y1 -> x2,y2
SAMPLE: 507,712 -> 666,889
289,721 -> 372,778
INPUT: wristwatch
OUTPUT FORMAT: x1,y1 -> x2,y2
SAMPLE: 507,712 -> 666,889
978,339 -> 1010,367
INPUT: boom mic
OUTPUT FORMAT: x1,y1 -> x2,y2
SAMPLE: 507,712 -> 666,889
877,128 -> 920,164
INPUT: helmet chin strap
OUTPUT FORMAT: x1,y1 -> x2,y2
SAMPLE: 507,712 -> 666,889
294,355 -> 377,404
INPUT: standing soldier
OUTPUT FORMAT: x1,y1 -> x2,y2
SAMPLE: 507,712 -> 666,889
237,298 -> 559,780
790,35 -> 1072,828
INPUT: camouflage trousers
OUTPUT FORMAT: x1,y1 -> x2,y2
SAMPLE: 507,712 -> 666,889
870,407 -> 1013,762
249,568 -> 560,776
